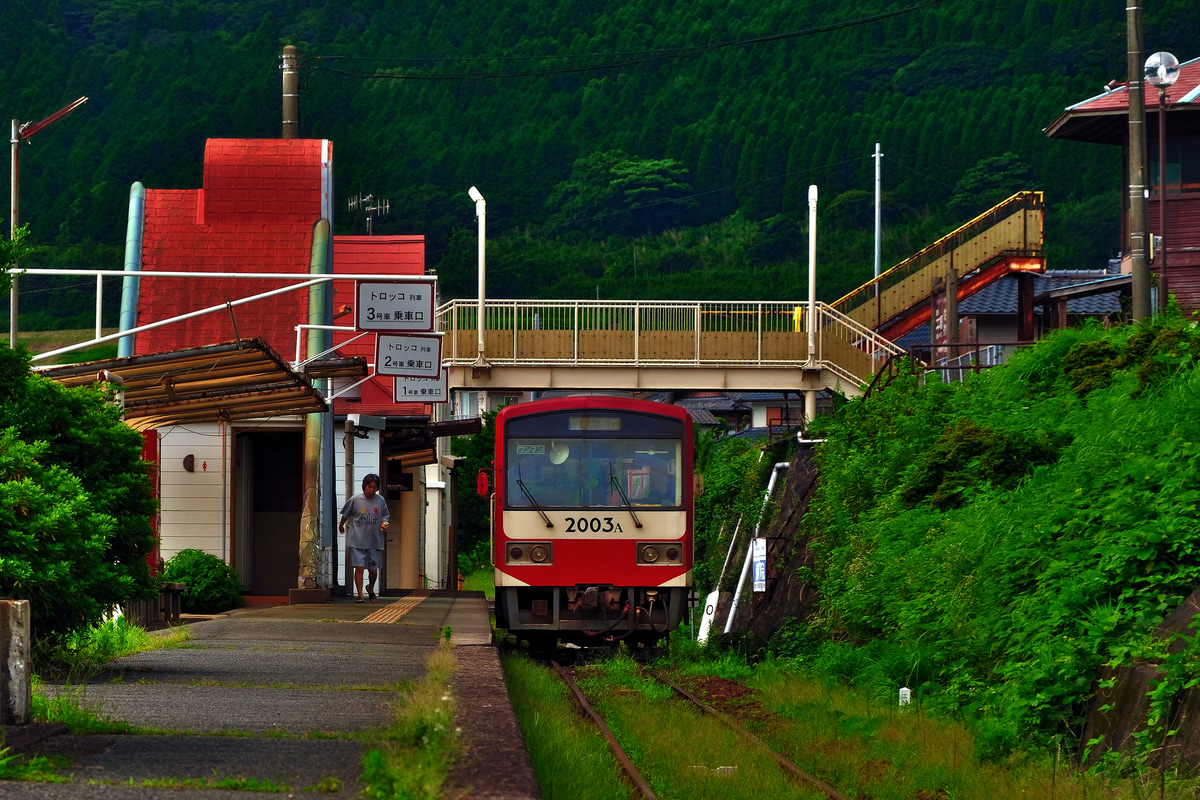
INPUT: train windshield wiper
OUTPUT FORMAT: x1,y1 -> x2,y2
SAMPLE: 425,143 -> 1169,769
608,462 -> 643,529
516,478 -> 553,528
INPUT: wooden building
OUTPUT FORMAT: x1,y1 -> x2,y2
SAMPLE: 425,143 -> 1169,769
1046,56 -> 1200,311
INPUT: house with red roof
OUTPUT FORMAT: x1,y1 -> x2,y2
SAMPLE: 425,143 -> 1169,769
125,138 -> 450,600
1046,55 -> 1200,311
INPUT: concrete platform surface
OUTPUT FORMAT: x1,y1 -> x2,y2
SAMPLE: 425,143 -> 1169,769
0,590 -> 540,799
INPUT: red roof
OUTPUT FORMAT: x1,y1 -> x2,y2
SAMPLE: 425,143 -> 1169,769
134,138 -> 432,418
1046,56 -> 1200,144
137,139 -> 332,355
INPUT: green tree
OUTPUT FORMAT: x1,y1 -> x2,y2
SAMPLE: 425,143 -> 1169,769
949,152 -> 1033,218
0,223 -> 33,296
0,346 -> 157,646
545,150 -> 697,237
451,409 -> 497,574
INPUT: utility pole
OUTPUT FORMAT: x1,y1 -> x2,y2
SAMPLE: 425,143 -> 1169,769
1127,2 -> 1150,320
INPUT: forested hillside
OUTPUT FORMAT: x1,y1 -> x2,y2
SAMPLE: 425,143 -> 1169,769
2,1 -> 1198,327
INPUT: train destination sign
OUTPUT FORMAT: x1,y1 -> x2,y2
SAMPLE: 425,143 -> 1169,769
375,333 -> 443,378
356,280 -> 436,332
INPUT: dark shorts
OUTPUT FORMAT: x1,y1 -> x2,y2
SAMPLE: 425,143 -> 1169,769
349,547 -> 382,570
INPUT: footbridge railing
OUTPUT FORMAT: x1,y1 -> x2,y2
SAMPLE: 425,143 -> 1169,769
435,299 -> 904,393
830,191 -> 1045,338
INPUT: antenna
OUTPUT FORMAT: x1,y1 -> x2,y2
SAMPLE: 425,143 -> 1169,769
346,193 -> 390,235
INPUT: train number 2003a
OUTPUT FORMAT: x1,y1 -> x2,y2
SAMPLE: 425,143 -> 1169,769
565,516 -> 623,534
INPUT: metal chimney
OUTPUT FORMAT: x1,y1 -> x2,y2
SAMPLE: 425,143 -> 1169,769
281,46 -> 299,139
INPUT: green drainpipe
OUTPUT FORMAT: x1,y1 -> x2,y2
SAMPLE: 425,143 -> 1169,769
298,219 -> 330,590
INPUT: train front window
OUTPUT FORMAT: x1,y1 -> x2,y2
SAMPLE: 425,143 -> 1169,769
506,437 -> 682,509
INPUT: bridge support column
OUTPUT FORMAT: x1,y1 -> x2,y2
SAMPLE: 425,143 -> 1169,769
804,390 -> 817,428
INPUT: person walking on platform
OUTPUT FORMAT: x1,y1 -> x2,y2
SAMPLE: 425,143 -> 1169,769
339,473 -> 390,603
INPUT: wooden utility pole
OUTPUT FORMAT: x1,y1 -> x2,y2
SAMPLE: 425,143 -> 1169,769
1127,2 -> 1150,320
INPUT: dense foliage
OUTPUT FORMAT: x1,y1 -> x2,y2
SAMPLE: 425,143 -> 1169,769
451,410 -> 497,575
0,346 -> 157,644
786,315 -> 1200,757
692,431 -> 779,596
161,548 -> 246,614
2,1 -> 1197,325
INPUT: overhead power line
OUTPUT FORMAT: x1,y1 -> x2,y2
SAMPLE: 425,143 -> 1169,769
303,0 -> 952,82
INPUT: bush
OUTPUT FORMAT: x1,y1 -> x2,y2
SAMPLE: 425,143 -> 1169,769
0,345 -> 157,647
161,549 -> 245,614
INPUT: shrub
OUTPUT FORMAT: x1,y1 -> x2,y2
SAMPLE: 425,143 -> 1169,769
161,549 -> 245,614
0,346 -> 157,647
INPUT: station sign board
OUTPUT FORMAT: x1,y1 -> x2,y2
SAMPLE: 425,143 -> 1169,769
375,333 -> 443,378
356,280 -> 436,332
394,371 -> 448,403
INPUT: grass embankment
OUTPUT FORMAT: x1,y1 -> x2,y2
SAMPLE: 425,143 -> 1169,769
7,328 -> 119,363
505,647 -> 1200,799
462,568 -> 494,598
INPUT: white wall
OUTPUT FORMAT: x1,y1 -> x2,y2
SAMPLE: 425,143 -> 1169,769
156,423 -> 230,562
423,463 -> 448,589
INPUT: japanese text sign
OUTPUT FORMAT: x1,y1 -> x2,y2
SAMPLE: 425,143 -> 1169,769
375,333 -> 443,378
356,280 -> 436,332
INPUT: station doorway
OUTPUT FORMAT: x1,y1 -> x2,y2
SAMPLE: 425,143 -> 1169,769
235,430 -> 303,596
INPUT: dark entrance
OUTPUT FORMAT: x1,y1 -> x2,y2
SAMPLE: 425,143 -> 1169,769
235,430 -> 303,596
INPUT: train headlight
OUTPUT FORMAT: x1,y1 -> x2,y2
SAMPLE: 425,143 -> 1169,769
637,542 -> 683,565
505,542 -> 552,565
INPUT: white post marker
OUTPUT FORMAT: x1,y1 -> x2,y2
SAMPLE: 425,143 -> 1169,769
899,687 -> 912,706
697,589 -> 720,643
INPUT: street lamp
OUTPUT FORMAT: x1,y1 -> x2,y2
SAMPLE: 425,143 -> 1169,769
10,96 -> 89,347
1145,51 -> 1179,314
468,186 -> 487,366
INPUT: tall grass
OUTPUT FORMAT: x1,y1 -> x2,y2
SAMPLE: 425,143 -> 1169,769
360,640 -> 459,799
748,659 -> 1200,799
502,653 -> 631,799
462,567 -> 495,598
35,614 -> 191,680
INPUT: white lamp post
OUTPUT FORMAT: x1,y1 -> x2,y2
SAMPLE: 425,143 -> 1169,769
468,186 -> 487,366
807,185 -> 818,362
9,96 -> 89,348
1145,51 -> 1179,314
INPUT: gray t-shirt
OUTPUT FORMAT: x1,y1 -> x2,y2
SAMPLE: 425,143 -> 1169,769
340,492 -> 390,551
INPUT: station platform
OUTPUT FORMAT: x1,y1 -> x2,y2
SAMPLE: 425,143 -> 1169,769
0,591 -> 539,799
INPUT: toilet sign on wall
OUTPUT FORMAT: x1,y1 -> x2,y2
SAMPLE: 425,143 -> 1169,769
356,280 -> 436,332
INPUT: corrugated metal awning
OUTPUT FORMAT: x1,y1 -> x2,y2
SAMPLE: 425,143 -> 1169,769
37,338 -> 327,431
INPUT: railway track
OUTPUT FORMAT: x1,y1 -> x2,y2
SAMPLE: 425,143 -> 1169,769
551,660 -> 851,800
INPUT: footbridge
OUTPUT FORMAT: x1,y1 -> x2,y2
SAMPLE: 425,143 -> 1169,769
438,299 -> 904,396
439,191 -> 1045,396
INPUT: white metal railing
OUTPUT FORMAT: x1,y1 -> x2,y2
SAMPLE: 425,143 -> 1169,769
7,268 -> 432,363
435,298 -> 904,387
